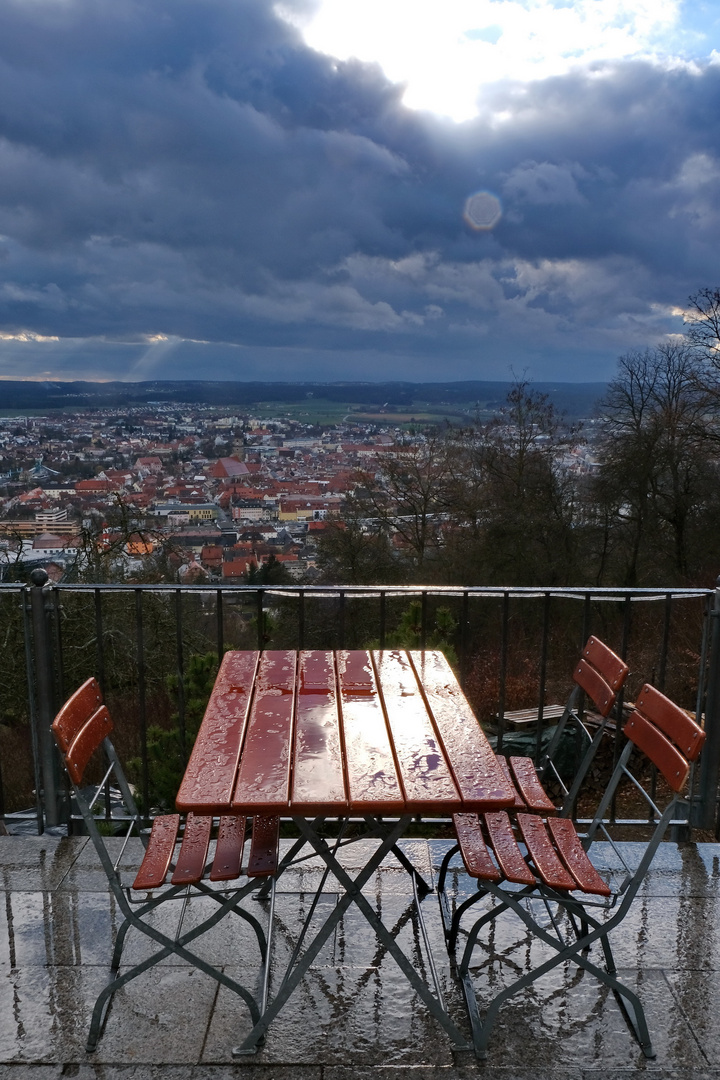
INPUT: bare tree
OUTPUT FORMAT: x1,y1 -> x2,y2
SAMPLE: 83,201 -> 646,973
594,343 -> 718,583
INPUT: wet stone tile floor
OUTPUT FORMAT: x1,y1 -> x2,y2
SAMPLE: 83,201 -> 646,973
2,835 -> 720,1079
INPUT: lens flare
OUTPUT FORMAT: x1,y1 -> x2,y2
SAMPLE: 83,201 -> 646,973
463,191 -> 502,230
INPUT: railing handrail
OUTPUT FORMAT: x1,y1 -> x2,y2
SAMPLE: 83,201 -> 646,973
0,582 -> 712,597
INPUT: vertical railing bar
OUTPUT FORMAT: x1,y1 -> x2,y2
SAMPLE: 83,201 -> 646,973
29,572 -> 61,828
216,588 -> 224,664
51,585 -> 73,830
298,589 -> 305,649
175,589 -> 186,758
338,591 -> 345,650
658,592 -> 672,693
256,590 -> 264,651
21,589 -> 44,834
51,587 -> 65,707
611,593 -> 633,825
694,591 -> 715,833
379,591 -> 386,650
420,590 -> 428,650
135,588 -> 149,819
94,588 -> 106,689
535,592 -> 551,763
496,592 -> 510,755
581,592 -> 591,649
459,590 -> 469,690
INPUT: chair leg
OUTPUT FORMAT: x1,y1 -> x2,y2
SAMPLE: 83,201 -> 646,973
89,882 -> 269,1052
458,887 -> 656,1060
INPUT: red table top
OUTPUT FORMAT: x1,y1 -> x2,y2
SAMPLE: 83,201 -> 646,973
176,649 -> 514,816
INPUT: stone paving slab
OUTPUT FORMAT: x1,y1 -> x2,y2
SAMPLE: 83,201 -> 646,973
2,837 -> 720,1076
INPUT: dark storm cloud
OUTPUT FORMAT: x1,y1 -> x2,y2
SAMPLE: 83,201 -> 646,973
0,0 -> 719,381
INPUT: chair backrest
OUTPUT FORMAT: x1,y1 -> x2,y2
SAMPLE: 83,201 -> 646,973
572,635 -> 629,717
52,677 -> 115,785
540,636 -> 629,808
585,683 -> 705,870
52,680 -> 143,876
53,677 -> 104,752
625,683 -> 705,792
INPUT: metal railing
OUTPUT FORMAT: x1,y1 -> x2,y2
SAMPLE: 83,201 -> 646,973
1,570 -> 719,835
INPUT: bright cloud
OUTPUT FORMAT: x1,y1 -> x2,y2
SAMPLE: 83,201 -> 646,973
279,0 -> 700,120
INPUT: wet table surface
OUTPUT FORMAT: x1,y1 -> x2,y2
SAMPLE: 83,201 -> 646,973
176,649 -> 515,818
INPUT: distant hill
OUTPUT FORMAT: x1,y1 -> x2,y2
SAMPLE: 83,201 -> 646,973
0,380 -> 607,419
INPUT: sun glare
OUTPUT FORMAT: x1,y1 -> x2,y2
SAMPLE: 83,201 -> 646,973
277,0 -> 692,121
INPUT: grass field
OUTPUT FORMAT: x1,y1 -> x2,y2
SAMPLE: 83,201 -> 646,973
247,398 -> 500,428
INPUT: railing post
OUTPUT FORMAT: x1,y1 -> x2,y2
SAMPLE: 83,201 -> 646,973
27,568 -> 65,829
694,579 -> 720,831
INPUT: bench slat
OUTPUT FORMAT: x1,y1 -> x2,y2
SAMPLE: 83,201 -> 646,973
133,814 -> 180,890
517,813 -> 576,891
548,818 -> 611,895
171,813 -> 212,885
210,815 -> 247,881
484,811 -> 535,885
453,813 -> 501,880
247,814 -> 279,877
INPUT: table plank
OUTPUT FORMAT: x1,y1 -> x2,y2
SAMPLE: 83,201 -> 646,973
176,651 -> 259,813
373,650 -> 461,812
232,650 -> 296,812
337,650 -> 405,813
409,651 -> 515,811
291,651 -> 348,813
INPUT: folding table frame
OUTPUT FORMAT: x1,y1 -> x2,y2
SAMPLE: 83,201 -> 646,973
232,813 -> 470,1056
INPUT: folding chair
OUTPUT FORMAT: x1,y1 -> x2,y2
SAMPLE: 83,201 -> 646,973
439,635 -> 629,937
52,677 -> 279,1053
441,682 -> 705,1060
494,635 -> 630,816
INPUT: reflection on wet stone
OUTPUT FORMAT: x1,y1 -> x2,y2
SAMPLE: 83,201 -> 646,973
2,837 -> 720,1069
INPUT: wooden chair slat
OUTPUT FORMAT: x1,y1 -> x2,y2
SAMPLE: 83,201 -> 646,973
65,706 -> 113,785
210,815 -> 247,881
624,710 -> 691,792
573,659 -> 616,717
635,684 -> 706,762
171,813 -> 212,885
52,677 -> 103,752
484,811 -> 535,885
582,636 -> 629,692
247,814 -> 279,877
517,813 -> 576,891
453,813 -> 501,880
509,756 -> 556,812
548,817 -> 611,896
132,814 -> 180,890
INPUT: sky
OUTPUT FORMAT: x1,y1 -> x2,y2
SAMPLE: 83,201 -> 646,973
1,0 -> 720,385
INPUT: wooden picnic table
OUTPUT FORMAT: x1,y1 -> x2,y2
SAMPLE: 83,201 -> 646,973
177,648 -> 513,816
176,648 -> 514,1055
